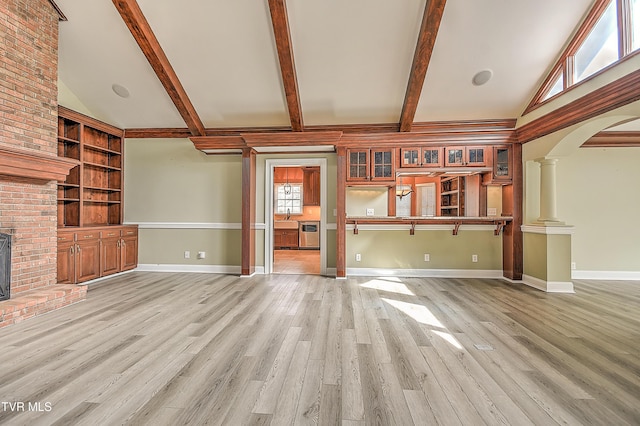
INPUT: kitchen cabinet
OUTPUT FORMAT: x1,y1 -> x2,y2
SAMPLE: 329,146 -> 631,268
303,167 -> 320,206
445,146 -> 487,167
57,225 -> 138,284
347,148 -> 395,181
274,229 -> 299,249
399,147 -> 443,168
483,146 -> 512,184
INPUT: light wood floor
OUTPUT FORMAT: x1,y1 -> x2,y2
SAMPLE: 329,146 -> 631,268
273,249 -> 320,275
0,273 -> 638,425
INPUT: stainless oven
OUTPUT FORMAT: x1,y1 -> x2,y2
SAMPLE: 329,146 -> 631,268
299,221 -> 320,249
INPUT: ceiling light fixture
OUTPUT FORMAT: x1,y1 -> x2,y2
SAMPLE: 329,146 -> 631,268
112,83 -> 130,98
472,69 -> 493,86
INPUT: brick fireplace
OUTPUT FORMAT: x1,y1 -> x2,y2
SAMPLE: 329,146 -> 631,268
0,0 -> 86,328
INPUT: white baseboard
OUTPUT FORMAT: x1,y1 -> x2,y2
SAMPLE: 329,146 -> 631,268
572,270 -> 640,281
346,268 -> 504,279
522,274 -> 575,293
137,264 -> 265,275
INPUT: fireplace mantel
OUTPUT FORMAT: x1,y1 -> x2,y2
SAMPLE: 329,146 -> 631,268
0,146 -> 78,183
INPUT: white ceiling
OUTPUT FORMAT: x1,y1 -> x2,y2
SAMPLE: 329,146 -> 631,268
57,0 -> 596,130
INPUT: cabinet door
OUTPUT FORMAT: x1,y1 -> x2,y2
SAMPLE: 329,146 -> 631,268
422,148 -> 443,167
347,149 -> 370,181
466,147 -> 486,166
274,230 -> 284,248
284,231 -> 299,248
445,147 -> 465,166
57,241 -> 76,284
371,149 -> 394,180
493,146 -> 511,181
76,239 -> 100,282
303,168 -> 320,206
101,237 -> 121,276
400,148 -> 420,167
121,236 -> 138,271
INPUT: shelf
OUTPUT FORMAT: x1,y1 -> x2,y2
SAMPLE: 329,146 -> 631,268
58,198 -> 80,202
83,200 -> 121,204
84,161 -> 122,171
84,186 -> 121,192
84,143 -> 122,155
58,136 -> 80,144
58,183 -> 80,188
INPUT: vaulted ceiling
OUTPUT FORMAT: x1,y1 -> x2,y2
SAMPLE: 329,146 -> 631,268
57,0 -> 597,133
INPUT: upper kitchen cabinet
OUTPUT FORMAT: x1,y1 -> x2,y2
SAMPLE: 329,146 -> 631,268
445,146 -> 487,167
483,145 -> 512,185
303,167 -> 320,206
347,148 -> 395,182
399,147 -> 443,168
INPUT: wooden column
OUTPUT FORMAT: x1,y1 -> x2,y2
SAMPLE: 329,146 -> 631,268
241,148 -> 256,276
502,143 -> 523,280
336,147 -> 347,278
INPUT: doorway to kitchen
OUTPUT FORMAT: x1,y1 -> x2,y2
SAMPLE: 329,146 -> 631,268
265,159 -> 327,275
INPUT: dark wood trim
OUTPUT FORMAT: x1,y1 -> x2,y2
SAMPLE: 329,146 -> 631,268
267,0 -> 304,132
241,148 -> 256,276
0,146 -> 78,183
190,136 -> 246,152
125,119 -> 516,139
399,0 -> 447,132
582,131 -> 640,147
124,128 -> 194,139
501,143 -> 522,280
339,130 -> 517,146
48,0 -> 67,21
524,0 -> 626,114
59,106 -> 124,137
241,131 -> 343,146
336,147 -> 347,278
517,68 -> 640,144
617,0 -> 632,57
112,0 -> 206,136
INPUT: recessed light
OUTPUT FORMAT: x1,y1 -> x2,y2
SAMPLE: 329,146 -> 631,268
472,69 -> 493,86
112,83 -> 130,98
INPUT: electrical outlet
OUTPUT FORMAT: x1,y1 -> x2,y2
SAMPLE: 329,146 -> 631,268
355,253 -> 361,262
333,208 -> 337,217
366,208 -> 374,216
197,251 -> 206,259
571,262 -> 576,270
424,253 -> 430,262
472,254 -> 478,263
184,251 -> 190,259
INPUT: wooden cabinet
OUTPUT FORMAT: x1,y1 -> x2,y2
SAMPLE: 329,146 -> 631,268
483,146 -> 512,184
57,107 -> 124,228
445,146 -> 486,167
303,167 -> 320,206
400,147 -> 443,168
347,148 -> 395,181
56,225 -> 138,284
274,229 -> 299,249
440,176 -> 465,216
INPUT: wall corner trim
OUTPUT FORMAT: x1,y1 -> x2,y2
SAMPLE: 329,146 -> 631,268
521,224 -> 575,235
522,274 -> 575,293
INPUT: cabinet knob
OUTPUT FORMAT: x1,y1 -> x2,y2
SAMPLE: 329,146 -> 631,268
70,246 -> 74,254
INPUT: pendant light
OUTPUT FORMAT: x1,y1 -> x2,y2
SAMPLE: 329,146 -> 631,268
283,168 -> 292,195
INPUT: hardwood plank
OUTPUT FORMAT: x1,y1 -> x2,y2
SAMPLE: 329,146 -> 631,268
0,273 -> 638,424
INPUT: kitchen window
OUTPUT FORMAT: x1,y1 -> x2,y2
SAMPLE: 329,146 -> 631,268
275,184 -> 303,214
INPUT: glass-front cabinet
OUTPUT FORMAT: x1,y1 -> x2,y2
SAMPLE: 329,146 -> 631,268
400,147 -> 442,168
347,148 -> 395,181
445,146 -> 486,167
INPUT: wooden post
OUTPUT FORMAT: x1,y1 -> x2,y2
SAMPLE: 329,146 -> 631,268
336,146 -> 347,278
241,148 -> 256,276
502,143 -> 523,280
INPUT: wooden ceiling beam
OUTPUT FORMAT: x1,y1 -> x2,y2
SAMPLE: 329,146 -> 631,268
112,0 -> 206,136
268,0 -> 304,132
399,0 -> 448,132
582,131 -> 640,147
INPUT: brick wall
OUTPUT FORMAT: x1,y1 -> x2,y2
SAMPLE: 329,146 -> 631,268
0,0 -> 60,294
